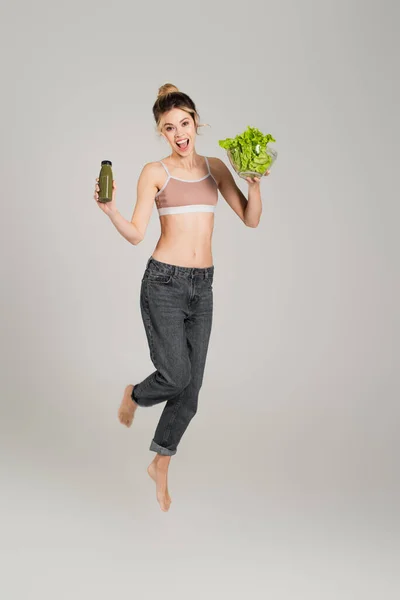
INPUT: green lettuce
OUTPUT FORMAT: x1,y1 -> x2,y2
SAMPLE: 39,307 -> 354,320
219,126 -> 276,175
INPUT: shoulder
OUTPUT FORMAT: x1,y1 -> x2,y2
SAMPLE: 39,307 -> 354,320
206,156 -> 232,187
139,161 -> 164,177
136,161 -> 168,195
207,156 -> 225,169
207,156 -> 230,175
138,161 -> 167,185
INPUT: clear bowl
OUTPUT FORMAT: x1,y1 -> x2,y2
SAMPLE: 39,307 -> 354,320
227,145 -> 278,179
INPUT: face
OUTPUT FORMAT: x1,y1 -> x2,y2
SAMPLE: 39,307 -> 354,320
160,108 -> 197,155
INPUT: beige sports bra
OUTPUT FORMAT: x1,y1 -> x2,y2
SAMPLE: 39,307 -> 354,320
155,156 -> 219,216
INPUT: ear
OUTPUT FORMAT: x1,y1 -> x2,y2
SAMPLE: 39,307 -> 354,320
193,114 -> 200,134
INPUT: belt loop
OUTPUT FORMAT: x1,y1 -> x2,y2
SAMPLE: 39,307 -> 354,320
173,265 -> 178,277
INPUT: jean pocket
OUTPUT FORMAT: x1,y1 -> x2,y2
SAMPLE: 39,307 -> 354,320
147,271 -> 173,285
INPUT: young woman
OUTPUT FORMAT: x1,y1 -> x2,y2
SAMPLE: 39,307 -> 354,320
94,83 -> 270,511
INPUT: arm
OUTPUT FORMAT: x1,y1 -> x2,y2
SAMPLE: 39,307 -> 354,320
108,162 -> 158,245
211,157 -> 263,228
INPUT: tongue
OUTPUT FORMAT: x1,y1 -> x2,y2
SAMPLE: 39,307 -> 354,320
178,140 -> 189,150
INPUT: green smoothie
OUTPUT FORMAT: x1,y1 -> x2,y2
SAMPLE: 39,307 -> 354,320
98,160 -> 113,203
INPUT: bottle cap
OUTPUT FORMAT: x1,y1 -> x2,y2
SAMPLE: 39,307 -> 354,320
101,160 -> 112,166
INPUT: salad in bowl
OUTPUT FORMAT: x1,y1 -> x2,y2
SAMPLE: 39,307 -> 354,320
219,126 -> 277,180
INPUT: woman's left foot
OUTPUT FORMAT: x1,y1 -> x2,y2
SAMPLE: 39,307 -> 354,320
147,456 -> 172,510
118,384 -> 138,427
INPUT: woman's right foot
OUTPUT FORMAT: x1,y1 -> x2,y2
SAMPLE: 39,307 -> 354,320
147,455 -> 172,511
118,384 -> 138,427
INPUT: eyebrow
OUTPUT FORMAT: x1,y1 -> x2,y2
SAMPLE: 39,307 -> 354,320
162,118 -> 189,128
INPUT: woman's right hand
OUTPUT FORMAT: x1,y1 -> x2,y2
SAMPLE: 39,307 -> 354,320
94,178 -> 118,217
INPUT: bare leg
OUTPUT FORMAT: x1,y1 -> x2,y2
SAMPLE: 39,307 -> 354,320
147,454 -> 172,512
118,384 -> 138,427
118,385 -> 171,511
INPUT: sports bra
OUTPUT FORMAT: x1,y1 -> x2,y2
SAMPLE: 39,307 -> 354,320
154,156 -> 219,216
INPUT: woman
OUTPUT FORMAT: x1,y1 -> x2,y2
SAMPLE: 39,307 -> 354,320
94,83 -> 270,511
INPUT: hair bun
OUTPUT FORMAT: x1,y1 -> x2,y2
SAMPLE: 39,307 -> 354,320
157,83 -> 179,99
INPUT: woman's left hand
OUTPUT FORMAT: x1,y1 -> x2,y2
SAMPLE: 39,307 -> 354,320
245,169 -> 270,185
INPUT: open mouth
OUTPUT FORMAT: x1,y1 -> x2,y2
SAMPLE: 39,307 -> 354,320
176,138 -> 190,151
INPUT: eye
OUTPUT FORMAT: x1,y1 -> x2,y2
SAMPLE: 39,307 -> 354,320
183,121 -> 189,126
166,126 -> 173,131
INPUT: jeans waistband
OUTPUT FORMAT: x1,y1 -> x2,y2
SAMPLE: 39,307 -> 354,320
146,256 -> 214,279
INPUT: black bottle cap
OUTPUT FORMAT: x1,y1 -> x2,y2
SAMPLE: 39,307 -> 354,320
101,160 -> 112,166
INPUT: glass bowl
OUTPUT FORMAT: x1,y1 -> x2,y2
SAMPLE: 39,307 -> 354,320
227,145 -> 278,179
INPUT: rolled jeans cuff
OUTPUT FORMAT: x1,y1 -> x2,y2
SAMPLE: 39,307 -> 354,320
131,386 -> 140,405
149,439 -> 177,456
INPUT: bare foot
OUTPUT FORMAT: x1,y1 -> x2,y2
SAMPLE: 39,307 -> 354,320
118,384 -> 138,427
147,455 -> 172,511
147,461 -> 172,502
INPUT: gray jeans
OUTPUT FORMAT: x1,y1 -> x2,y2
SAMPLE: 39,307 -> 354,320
131,256 -> 214,456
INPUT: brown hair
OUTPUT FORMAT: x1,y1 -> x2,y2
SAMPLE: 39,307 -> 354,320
153,83 -> 207,134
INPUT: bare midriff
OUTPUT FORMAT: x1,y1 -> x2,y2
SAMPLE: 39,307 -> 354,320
151,212 -> 215,268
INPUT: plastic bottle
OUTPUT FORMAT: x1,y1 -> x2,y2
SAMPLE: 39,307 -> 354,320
98,160 -> 113,203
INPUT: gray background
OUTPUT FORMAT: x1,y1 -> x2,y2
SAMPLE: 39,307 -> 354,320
1,0 -> 399,598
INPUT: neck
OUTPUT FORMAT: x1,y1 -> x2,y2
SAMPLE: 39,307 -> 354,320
169,149 -> 201,171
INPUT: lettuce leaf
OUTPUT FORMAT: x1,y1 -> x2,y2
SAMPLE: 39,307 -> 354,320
219,126 -> 276,174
